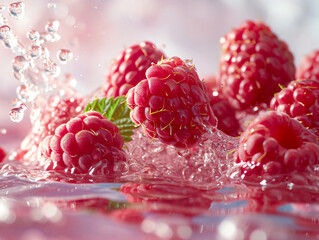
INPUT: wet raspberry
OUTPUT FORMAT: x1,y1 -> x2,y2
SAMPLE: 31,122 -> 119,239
103,41 -> 166,97
39,111 -> 127,176
296,50 -> 319,81
234,111 -> 319,180
270,79 -> 319,136
127,57 -> 216,148
218,20 -> 295,111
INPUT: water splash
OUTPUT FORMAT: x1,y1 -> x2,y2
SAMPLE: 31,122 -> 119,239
9,102 -> 27,123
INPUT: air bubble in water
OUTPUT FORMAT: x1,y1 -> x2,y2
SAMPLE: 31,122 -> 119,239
27,30 -> 40,41
8,2 -> 25,19
12,55 -> 29,73
29,45 -> 42,59
45,20 -> 60,33
0,25 -> 11,40
44,60 -> 60,77
57,49 -> 73,64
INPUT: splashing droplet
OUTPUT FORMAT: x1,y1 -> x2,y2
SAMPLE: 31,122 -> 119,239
9,107 -> 25,122
3,34 -> 18,49
29,45 -> 42,59
12,55 -> 29,74
44,60 -> 60,77
45,20 -> 60,33
16,84 -> 39,102
57,49 -> 73,64
27,30 -> 40,41
8,2 -> 25,19
0,25 -> 11,40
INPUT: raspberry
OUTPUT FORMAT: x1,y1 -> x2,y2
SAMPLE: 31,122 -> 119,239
296,50 -> 319,80
39,111 -> 127,175
18,95 -> 83,160
234,111 -> 319,180
0,147 -> 6,162
127,57 -> 216,148
270,79 -> 319,136
205,76 -> 240,136
218,20 -> 295,110
103,41 -> 166,97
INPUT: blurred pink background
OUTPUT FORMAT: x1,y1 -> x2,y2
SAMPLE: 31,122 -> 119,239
0,0 -> 318,151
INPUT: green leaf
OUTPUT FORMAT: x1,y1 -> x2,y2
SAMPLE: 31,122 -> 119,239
84,96 -> 137,143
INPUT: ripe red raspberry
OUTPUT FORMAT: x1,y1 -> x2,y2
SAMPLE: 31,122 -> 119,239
0,147 -> 6,163
234,111 -> 319,180
103,41 -> 166,97
218,20 -> 295,111
296,50 -> 319,80
126,57 -> 216,148
270,79 -> 319,136
205,75 -> 240,136
17,95 -> 83,161
39,111 -> 127,175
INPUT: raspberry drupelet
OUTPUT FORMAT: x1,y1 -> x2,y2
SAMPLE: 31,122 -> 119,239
296,50 -> 319,81
127,57 -> 216,148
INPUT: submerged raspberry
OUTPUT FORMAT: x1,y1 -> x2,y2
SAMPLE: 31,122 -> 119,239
103,41 -> 166,97
127,57 -> 216,148
234,111 -> 319,181
218,20 -> 295,111
39,111 -> 127,175
296,50 -> 319,81
270,79 -> 319,136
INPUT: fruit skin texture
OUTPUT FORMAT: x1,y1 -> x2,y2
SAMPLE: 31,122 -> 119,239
270,79 -> 319,136
39,111 -> 127,175
103,41 -> 166,98
296,50 -> 319,81
218,20 -> 295,111
234,111 -> 319,180
127,57 -> 216,148
205,75 -> 240,136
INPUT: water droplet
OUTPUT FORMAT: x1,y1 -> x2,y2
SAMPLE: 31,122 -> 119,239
9,107 -> 24,122
16,84 -> 38,102
41,47 -> 50,59
12,55 -> 29,73
8,2 -> 25,19
3,34 -> 18,49
44,60 -> 60,77
45,20 -> 60,33
27,30 -> 40,41
57,49 -> 73,64
0,5 -> 5,11
29,45 -> 41,59
0,25 -> 11,40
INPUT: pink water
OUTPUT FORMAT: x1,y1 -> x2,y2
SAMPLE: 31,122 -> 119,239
1,1 -> 319,240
